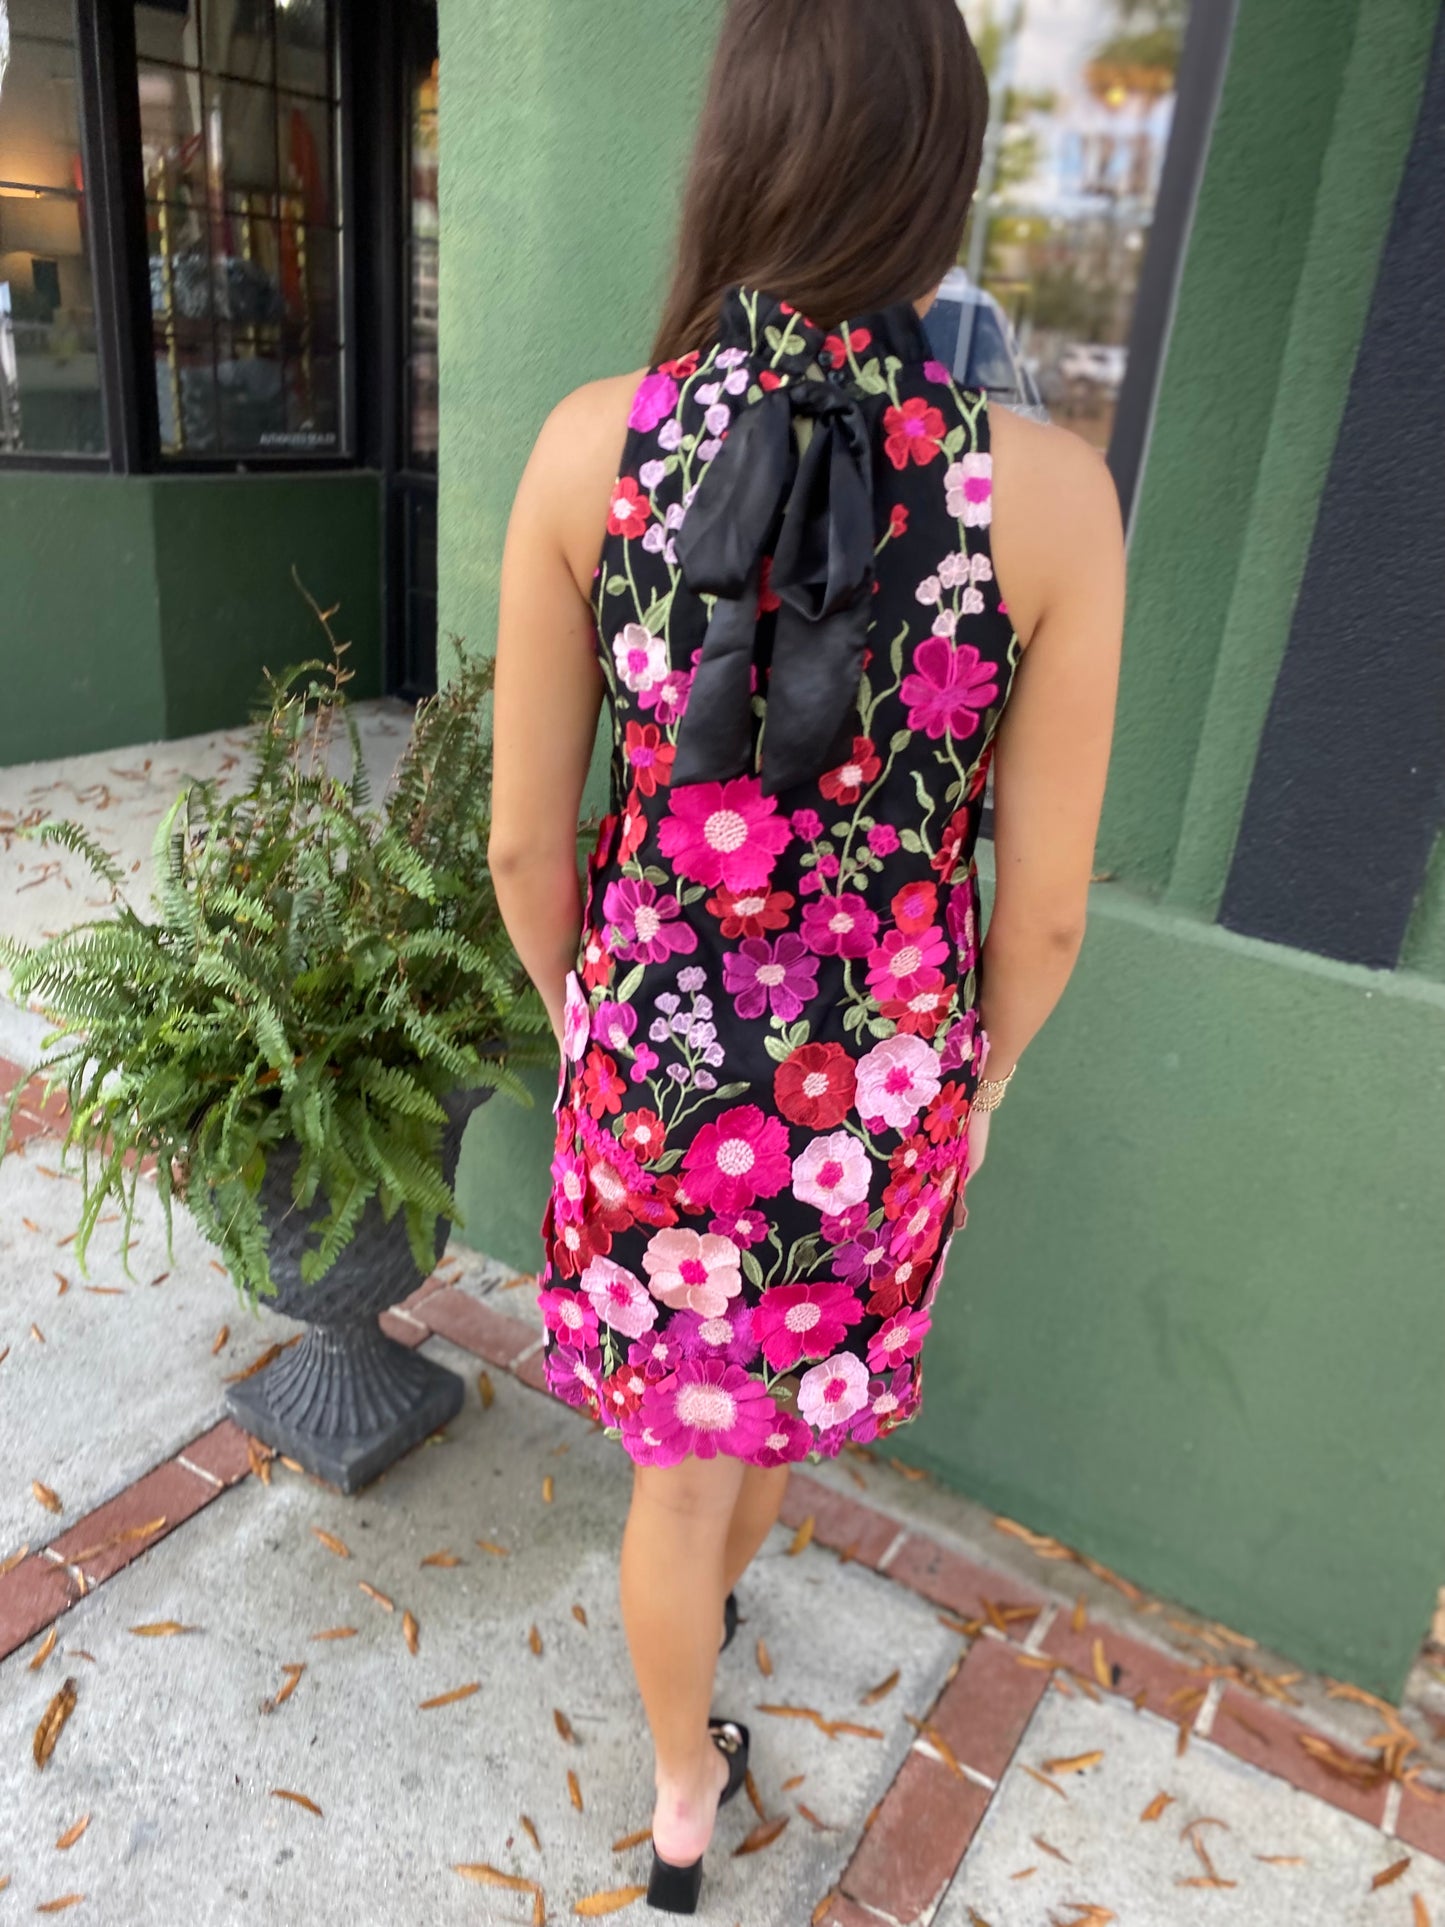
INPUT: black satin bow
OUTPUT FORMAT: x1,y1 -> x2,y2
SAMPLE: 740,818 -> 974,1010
670,374 -> 883,797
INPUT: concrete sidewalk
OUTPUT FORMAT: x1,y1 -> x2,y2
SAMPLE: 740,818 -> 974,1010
5,1077 -> 1445,1924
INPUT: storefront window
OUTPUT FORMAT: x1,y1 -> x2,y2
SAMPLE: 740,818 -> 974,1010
0,0 -> 107,456
946,0 -> 1186,450
134,0 -> 346,457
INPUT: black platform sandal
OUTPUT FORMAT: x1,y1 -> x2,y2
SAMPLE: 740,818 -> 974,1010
719,1589 -> 739,1653
646,1716 -> 750,1915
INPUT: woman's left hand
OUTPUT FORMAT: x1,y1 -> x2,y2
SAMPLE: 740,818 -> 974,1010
954,1108 -> 991,1226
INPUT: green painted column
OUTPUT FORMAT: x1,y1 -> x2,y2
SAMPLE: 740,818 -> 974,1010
1097,0 -> 1435,905
437,0 -> 723,1261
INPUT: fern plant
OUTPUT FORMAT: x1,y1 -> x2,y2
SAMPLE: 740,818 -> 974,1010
0,611 -> 549,1311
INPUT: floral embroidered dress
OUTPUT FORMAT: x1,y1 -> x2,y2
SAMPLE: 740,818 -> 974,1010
537,284 -> 1019,1469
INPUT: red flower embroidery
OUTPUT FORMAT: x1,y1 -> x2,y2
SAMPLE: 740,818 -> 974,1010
756,554 -> 781,615
606,476 -> 653,538
582,1051 -> 626,1118
891,879 -> 938,934
623,721 -> 675,796
660,350 -> 699,378
705,885 -> 795,940
882,396 -> 945,471
818,736 -> 881,806
888,504 -> 909,539
774,1041 -> 857,1129
620,1108 -> 666,1161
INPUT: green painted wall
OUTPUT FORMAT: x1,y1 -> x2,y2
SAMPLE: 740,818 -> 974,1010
0,472 -> 382,763
0,475 -> 166,763
1098,0 -> 1437,908
152,474 -> 383,735
439,0 -> 1445,1696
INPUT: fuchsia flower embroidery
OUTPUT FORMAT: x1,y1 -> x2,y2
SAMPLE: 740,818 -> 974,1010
753,1282 -> 865,1372
901,638 -> 1000,740
723,933 -> 818,1021
680,1105 -> 791,1214
627,1357 -> 782,1464
658,776 -> 792,892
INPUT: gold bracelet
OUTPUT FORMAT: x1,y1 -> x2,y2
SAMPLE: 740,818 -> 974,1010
972,1061 -> 1017,1114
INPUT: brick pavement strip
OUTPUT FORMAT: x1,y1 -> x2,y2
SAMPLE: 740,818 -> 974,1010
1,1044 -> 1438,1912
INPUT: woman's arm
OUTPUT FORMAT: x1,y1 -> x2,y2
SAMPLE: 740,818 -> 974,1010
966,410 -> 1126,1174
488,375 -> 640,1043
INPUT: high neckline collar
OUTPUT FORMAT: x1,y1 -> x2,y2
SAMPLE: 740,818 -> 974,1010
717,284 -> 935,370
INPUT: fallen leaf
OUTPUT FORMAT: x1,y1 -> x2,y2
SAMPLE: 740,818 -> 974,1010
734,1814 -> 789,1855
1254,1854 -> 1306,1865
756,1637 -> 773,1677
1092,1638 -> 1112,1689
567,1768 -> 583,1811
210,1325 -> 230,1355
310,1626 -> 358,1641
744,1768 -> 766,1820
65,1519 -> 166,1565
542,1475 -> 554,1504
421,1550 -> 462,1568
529,1625 -> 543,1656
32,1481 -> 62,1514
1071,1595 -> 1088,1634
0,1545 -> 28,1577
453,1864 -> 533,1892
312,1527 -> 350,1559
520,1814 -> 541,1852
271,1789 -> 323,1817
55,1815 -> 90,1850
31,1324 -> 46,1343
572,1603 -> 589,1628
611,1828 -> 650,1853
1298,1731 -> 1387,1788
797,1803 -> 832,1830
34,1679 -> 78,1768
554,1708 -> 576,1744
1032,1833 -> 1070,1863
1372,1858 -> 1412,1889
403,1612 -> 419,1656
1009,1865 -> 1037,1880
1041,1750 -> 1104,1776
1413,1896 -> 1431,1927
358,1582 -> 394,1613
128,1621 -> 197,1637
786,1515 -> 814,1556
1140,1791 -> 1174,1822
35,1896 -> 85,1914
260,1664 -> 305,1715
781,1773 -> 806,1791
860,1668 -> 899,1705
476,1539 -> 510,1558
419,1682 -> 480,1709
573,1887 -> 648,1916
1020,1764 -> 1068,1799
30,1626 -> 59,1671
246,1438 -> 272,1484
223,1336 -> 301,1382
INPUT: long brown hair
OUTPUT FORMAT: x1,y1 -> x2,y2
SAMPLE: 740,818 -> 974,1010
651,0 -> 989,363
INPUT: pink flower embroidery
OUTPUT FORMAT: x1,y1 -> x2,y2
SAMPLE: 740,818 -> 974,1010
561,970 -> 589,1062
800,893 -> 878,959
855,1034 -> 943,1133
611,623 -> 668,696
796,1350 -> 871,1428
753,1282 -> 866,1372
865,924 -> 950,1001
680,1104 -> 791,1213
580,1255 -> 658,1340
722,933 -> 818,1021
537,1284 -> 599,1350
628,369 -> 679,433
866,1306 -> 932,1373
945,451 -> 992,525
628,1357 -> 782,1464
748,1410 -> 816,1466
790,1131 -> 872,1215
601,878 -> 699,966
641,1227 -> 743,1316
900,637 -> 1000,740
657,777 -> 792,893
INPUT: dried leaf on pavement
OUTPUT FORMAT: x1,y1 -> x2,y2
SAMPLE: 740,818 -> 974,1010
786,1515 -> 814,1556
520,1814 -> 541,1852
34,1679 -> 78,1768
734,1814 -> 789,1855
756,1637 -> 773,1677
358,1582 -> 394,1612
419,1682 -> 480,1709
35,1895 -> 85,1913
542,1475 -> 554,1504
611,1828 -> 650,1853
260,1664 -> 305,1715
860,1668 -> 899,1705
30,1626 -> 59,1671
128,1621 -> 197,1637
270,1789 -> 323,1817
1371,1858 -> 1411,1889
310,1626 -> 358,1641
54,1815 -> 90,1850
453,1864 -> 534,1892
403,1612 -> 419,1656
1139,1791 -> 1174,1822
421,1550 -> 462,1567
567,1769 -> 583,1811
574,1887 -> 648,1915
554,1709 -> 576,1744
476,1539 -> 510,1558
572,1603 -> 589,1628
311,1527 -> 350,1559
1041,1750 -> 1103,1776
210,1325 -> 229,1354
32,1481 -> 62,1514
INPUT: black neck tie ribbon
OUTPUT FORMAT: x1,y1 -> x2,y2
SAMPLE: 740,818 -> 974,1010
669,372 -> 883,798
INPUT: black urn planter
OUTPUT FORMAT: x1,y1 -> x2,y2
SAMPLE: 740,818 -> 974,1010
223,1084 -> 491,1493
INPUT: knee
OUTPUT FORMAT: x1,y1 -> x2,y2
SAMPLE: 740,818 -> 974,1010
632,1455 -> 746,1522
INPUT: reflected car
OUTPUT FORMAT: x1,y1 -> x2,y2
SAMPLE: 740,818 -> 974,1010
1058,343 -> 1127,395
921,268 -> 1050,421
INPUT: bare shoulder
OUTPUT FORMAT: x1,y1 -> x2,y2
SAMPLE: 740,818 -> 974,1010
516,369 -> 648,595
986,402 -> 1125,647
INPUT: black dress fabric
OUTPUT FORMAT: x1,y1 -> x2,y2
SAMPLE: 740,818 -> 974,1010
536,284 -> 1020,1468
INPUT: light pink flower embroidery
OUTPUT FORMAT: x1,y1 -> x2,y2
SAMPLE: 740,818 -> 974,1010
945,450 -> 992,526
641,1227 -> 743,1316
855,1034 -> 942,1133
628,1357 -> 782,1464
791,1131 -> 872,1215
561,970 -> 589,1062
866,1305 -> 932,1373
612,623 -> 668,696
796,1350 -> 871,1429
580,1256 -> 659,1340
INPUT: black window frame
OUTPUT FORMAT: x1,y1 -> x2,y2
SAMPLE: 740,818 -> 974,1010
0,0 -> 361,476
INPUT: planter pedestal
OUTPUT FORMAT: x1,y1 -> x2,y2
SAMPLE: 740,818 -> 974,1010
226,1321 -> 464,1494
221,1085 -> 489,1494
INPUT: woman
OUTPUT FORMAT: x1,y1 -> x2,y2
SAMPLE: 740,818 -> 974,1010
488,0 -> 1124,1911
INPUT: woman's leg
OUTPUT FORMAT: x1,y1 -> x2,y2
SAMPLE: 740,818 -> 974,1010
620,1451 -> 748,1864
721,1462 -> 791,1598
